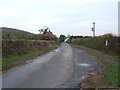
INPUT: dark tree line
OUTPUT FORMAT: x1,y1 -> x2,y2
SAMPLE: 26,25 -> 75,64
70,35 -> 92,39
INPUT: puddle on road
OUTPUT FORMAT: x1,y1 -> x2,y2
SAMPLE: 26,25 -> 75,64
77,63 -> 91,67
53,48 -> 61,52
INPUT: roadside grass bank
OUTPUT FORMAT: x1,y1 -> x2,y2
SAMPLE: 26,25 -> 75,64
70,44 -> 119,88
0,57 -> 2,71
105,52 -> 119,63
71,34 -> 120,62
2,43 -> 59,71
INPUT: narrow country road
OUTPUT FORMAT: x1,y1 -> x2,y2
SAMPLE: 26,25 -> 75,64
2,43 -> 100,88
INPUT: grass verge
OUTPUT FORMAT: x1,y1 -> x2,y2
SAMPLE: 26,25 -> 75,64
105,52 -> 119,62
70,44 -> 119,88
2,45 -> 59,71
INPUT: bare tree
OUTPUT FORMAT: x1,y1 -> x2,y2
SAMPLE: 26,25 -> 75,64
39,26 -> 50,34
39,29 -> 44,34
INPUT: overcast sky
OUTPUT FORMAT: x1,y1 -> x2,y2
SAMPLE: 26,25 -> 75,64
0,0 -> 119,37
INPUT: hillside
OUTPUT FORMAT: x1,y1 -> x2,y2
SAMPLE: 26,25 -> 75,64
1,27 -> 58,41
2,27 -> 34,39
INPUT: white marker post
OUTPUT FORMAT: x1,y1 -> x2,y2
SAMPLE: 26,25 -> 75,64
105,40 -> 108,46
105,40 -> 108,54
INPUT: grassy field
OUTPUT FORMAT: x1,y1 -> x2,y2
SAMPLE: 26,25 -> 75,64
2,45 -> 59,71
71,44 -> 119,88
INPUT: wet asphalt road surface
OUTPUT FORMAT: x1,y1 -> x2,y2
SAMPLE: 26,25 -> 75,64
63,48 -> 100,88
2,43 -> 100,88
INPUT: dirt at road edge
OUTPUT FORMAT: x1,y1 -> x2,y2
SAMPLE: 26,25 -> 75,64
80,63 -> 106,88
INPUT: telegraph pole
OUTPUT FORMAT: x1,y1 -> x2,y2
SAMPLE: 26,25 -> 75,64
92,22 -> 95,37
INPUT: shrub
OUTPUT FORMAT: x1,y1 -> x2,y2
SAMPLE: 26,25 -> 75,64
71,34 -> 120,54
